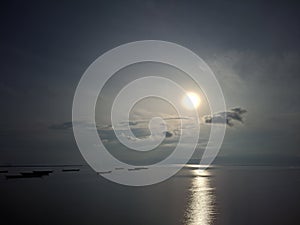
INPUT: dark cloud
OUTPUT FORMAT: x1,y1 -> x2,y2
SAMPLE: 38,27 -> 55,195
119,121 -> 139,126
49,121 -> 111,131
203,107 -> 247,127
119,116 -> 192,127
49,120 -> 175,142
49,122 -> 72,130
164,117 -> 192,121
163,131 -> 173,138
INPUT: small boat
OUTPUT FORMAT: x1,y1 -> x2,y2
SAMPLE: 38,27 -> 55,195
98,171 -> 112,175
115,167 -> 124,170
20,172 -> 44,178
128,167 -> 148,171
62,168 -> 80,172
32,170 -> 53,176
6,173 -> 42,179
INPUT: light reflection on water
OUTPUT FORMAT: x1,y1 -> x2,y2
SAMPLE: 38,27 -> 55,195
184,170 -> 216,225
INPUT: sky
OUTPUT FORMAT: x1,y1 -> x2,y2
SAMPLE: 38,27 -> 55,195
0,0 -> 300,165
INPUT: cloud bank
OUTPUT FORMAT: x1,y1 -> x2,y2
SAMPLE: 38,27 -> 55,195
203,107 -> 247,127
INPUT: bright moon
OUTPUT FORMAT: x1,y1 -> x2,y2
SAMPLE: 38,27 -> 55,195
182,92 -> 201,110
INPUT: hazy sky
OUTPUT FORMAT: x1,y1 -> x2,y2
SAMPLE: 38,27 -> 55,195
0,0 -> 299,165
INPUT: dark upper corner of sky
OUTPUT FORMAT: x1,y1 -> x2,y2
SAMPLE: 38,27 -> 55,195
1,0 -> 300,57
0,0 -> 299,86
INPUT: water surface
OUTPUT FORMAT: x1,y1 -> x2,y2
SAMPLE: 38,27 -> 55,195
0,165 -> 299,225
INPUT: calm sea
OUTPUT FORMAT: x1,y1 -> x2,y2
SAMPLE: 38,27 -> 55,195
1,165 -> 299,225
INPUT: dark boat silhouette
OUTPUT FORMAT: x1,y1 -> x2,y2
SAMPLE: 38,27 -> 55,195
6,173 -> 43,179
128,167 -> 148,171
32,170 -> 53,176
62,168 -> 80,172
5,170 -> 53,179
20,172 -> 44,177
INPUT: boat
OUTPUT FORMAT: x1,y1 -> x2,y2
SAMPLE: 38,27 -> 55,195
128,167 -> 148,171
62,168 -> 80,172
98,171 -> 112,175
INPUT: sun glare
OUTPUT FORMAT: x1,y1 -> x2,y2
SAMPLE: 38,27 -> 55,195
182,92 -> 201,110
